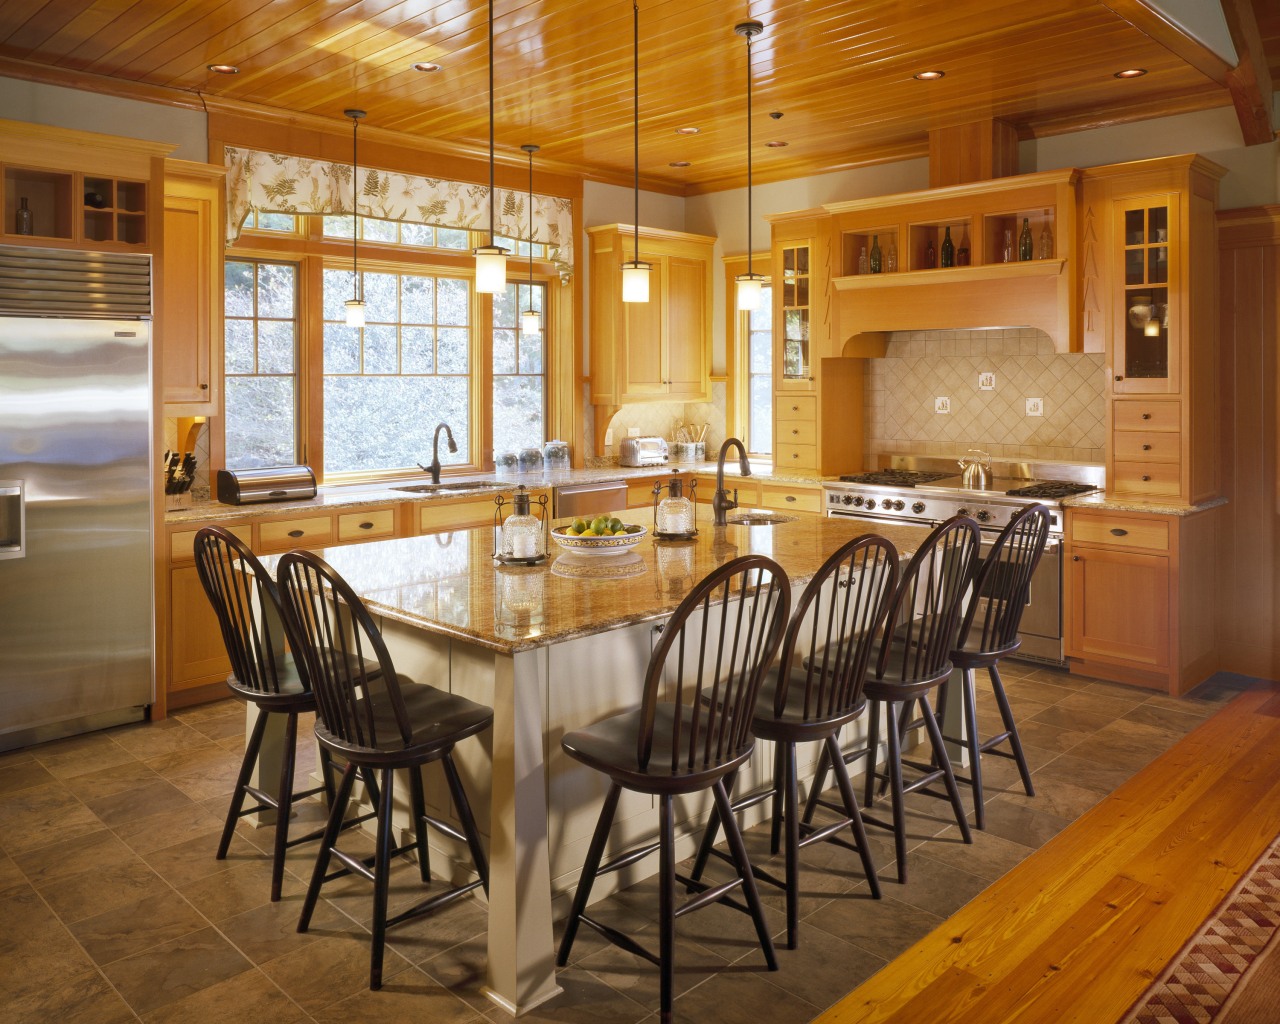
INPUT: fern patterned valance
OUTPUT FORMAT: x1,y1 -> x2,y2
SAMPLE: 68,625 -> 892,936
224,146 -> 575,274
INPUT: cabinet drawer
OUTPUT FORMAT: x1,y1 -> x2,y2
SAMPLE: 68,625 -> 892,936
169,524 -> 251,563
759,483 -> 821,514
775,419 -> 817,445
418,499 -> 493,534
778,396 -> 816,422
1114,400 -> 1180,432
774,443 -> 817,471
1070,514 -> 1169,552
338,508 -> 396,541
1112,461 -> 1181,498
258,515 -> 336,552
1113,431 -> 1180,463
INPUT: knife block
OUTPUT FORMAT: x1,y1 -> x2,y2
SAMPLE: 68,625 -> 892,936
164,492 -> 192,511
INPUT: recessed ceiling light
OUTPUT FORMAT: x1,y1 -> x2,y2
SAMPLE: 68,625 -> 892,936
207,64 -> 239,74
913,70 -> 945,81
1114,68 -> 1147,79
674,127 -> 700,135
765,141 -> 788,148
411,61 -> 441,73
669,160 -> 691,167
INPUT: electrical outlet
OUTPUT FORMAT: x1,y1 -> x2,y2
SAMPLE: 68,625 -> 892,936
934,396 -> 951,414
628,427 -> 641,438
978,372 -> 996,391
1026,397 -> 1043,416
604,429 -> 614,448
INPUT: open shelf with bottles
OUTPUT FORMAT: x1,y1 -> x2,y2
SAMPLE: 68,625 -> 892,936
3,168 -> 75,241
983,208 -> 1056,265
1,165 -> 150,249
907,219 -> 972,270
840,228 -> 899,276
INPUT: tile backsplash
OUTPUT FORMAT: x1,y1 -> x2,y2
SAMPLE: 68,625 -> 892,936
865,329 -> 1106,465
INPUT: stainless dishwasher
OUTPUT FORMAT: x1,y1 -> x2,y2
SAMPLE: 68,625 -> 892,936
553,480 -> 629,519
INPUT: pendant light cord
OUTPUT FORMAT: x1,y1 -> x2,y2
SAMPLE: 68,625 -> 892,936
633,0 -> 640,264
528,147 -> 535,286
745,28 -> 753,279
489,0 -> 496,246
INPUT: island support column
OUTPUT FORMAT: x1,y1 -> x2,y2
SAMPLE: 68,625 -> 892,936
483,647 -> 563,1014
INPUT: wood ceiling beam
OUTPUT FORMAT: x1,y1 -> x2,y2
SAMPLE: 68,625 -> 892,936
1221,0 -> 1276,145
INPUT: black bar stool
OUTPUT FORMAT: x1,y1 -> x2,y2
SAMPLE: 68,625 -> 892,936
804,515 -> 980,883
687,534 -> 899,948
943,503 -> 1051,827
194,525 -> 354,902
277,548 -> 493,991
555,555 -> 790,1024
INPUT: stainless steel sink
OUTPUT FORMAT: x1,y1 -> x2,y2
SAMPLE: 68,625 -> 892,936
725,512 -> 798,526
392,480 -> 504,494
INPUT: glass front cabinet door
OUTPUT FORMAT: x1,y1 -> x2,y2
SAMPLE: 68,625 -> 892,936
1112,193 -> 1178,395
777,243 -> 814,391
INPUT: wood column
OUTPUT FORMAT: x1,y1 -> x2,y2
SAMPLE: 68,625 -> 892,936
927,119 -> 1019,188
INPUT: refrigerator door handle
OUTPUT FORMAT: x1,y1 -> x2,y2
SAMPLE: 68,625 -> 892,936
0,480 -> 24,558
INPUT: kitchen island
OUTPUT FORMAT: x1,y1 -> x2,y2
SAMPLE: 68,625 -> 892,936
261,512 -> 934,1014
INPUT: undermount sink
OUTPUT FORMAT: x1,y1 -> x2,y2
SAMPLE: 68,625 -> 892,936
725,512 -> 798,526
392,480 -> 503,494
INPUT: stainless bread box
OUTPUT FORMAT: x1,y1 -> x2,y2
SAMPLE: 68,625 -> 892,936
216,466 -> 317,505
619,436 -> 669,467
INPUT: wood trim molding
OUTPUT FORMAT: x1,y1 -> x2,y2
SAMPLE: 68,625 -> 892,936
1098,0 -> 1234,84
1220,0 -> 1277,146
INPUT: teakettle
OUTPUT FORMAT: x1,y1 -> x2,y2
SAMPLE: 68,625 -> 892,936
958,449 -> 992,490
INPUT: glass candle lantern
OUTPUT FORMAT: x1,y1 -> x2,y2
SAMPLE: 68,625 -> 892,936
652,477 -> 697,539
493,485 -> 549,564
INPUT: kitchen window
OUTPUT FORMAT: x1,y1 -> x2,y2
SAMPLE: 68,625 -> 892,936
223,259 -> 299,470
746,284 -> 774,456
492,279 -> 546,456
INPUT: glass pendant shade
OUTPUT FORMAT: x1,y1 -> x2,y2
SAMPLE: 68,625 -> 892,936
521,308 -> 541,335
622,260 -> 651,303
735,273 -> 764,310
474,245 -> 507,293
344,298 -> 366,327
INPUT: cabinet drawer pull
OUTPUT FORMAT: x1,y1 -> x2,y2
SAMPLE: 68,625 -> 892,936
791,405 -> 799,412
791,429 -> 799,436
1072,555 -> 1081,561
785,495 -> 796,503
1142,444 -> 1151,451
1142,413 -> 1151,420
1141,475 -> 1151,482
1109,528 -> 1128,537
1115,375 -> 1123,382
200,383 -> 209,390
288,529 -> 304,538
358,521 -> 374,530
792,453 -> 799,459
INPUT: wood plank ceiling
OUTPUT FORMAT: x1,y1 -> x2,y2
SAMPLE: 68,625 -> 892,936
0,0 -> 1275,195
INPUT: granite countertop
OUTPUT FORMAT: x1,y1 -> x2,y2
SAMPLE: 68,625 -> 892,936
257,513 -> 932,655
165,461 -> 829,526
1061,493 -> 1228,517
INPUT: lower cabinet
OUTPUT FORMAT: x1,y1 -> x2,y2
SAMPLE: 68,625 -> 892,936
1064,505 -> 1217,695
169,563 -> 235,694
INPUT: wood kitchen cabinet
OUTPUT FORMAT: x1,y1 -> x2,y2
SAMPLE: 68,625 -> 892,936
1064,505 -> 1217,695
161,159 -> 226,413
1081,155 -> 1224,506
587,225 -> 714,451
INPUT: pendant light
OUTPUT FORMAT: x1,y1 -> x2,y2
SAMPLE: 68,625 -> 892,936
621,0 -> 650,303
520,143 -> 541,337
344,108 -> 367,327
473,0 -> 507,294
734,21 -> 765,312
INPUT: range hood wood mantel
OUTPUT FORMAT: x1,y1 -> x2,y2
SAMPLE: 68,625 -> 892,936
822,168 -> 1084,354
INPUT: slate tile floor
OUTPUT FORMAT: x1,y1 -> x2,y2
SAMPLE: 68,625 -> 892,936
0,665 -> 1247,1024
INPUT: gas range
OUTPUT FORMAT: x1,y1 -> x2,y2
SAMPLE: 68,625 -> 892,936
823,464 -> 1102,535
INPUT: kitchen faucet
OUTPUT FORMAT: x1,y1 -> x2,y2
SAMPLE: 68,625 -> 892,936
417,423 -> 457,484
712,437 -> 751,526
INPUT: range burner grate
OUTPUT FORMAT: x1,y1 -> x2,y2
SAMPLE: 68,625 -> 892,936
1005,480 -> 1098,499
839,470 -> 955,487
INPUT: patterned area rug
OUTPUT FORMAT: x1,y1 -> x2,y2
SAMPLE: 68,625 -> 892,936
1121,837 -> 1280,1024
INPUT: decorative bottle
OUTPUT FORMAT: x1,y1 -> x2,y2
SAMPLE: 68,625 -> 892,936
869,235 -> 882,274
14,197 -> 33,236
924,238 -> 936,269
857,246 -> 869,275
885,239 -> 898,272
1018,217 -> 1033,261
940,226 -> 955,268
1038,216 -> 1054,259
1002,229 -> 1014,263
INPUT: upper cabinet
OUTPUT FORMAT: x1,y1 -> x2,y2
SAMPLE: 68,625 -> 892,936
1081,155 -> 1225,506
0,119 -> 170,253
587,225 -> 714,447
160,160 -> 227,414
824,169 -> 1081,353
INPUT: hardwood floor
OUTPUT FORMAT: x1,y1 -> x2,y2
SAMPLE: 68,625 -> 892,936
817,679 -> 1280,1024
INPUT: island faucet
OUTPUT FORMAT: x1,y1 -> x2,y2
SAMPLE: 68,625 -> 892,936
712,437 -> 751,526
417,423 -> 457,484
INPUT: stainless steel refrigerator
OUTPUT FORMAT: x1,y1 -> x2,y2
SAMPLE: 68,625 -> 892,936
0,246 -> 154,752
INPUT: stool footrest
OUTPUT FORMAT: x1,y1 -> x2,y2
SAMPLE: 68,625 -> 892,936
388,877 -> 484,929
674,873 -> 746,918
580,915 -> 661,967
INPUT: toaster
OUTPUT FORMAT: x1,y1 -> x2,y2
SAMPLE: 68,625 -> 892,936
619,436 -> 669,467
216,465 -> 317,505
